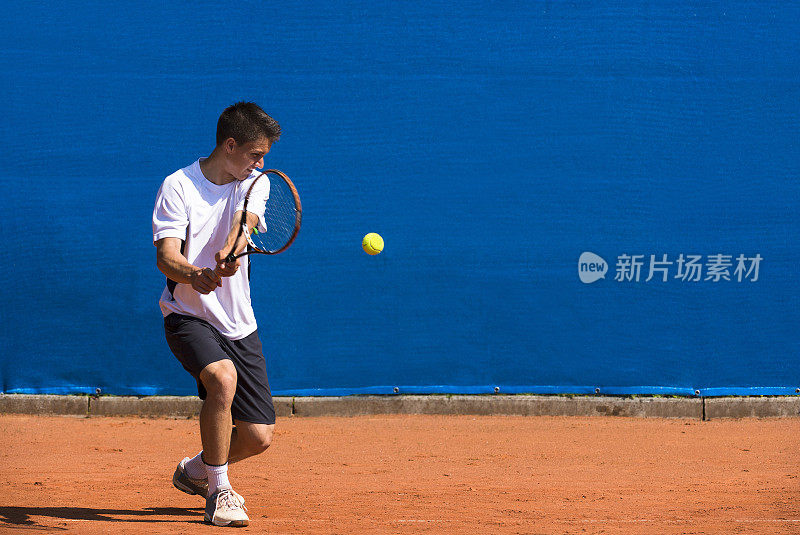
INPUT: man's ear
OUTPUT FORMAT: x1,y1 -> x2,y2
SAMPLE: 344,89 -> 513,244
224,138 -> 237,154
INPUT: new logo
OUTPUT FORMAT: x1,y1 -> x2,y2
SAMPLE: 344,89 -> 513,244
579,252 -> 607,284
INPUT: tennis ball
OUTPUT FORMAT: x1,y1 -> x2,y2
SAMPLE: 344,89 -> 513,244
362,233 -> 384,255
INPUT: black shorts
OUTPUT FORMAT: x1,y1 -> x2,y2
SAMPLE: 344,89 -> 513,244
164,313 -> 275,425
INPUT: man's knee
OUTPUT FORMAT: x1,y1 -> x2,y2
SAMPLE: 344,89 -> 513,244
252,424 -> 274,453
200,360 -> 237,404
243,424 -> 274,454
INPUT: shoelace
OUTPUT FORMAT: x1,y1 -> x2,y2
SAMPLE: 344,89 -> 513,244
218,489 -> 247,511
230,490 -> 246,508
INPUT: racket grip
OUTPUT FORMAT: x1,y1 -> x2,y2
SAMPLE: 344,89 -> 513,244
224,253 -> 236,263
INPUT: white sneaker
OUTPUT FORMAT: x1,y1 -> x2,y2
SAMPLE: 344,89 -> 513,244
172,457 -> 209,497
204,488 -> 249,527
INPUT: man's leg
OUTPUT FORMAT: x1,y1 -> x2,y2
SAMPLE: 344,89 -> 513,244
197,359 -> 249,527
185,422 -> 275,469
222,328 -> 276,465
178,421 -> 273,496
198,359 -> 238,466
228,422 -> 275,463
163,314 -> 249,526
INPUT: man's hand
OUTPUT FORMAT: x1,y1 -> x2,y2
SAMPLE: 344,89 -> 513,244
189,267 -> 223,294
216,211 -> 258,275
215,251 -> 241,277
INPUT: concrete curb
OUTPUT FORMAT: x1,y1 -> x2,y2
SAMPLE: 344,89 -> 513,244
705,397 -> 800,419
90,396 -> 203,417
88,396 -> 293,418
0,394 -> 88,416
292,395 -> 702,418
0,394 -> 798,419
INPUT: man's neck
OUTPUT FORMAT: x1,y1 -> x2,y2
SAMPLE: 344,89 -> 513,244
199,149 -> 234,185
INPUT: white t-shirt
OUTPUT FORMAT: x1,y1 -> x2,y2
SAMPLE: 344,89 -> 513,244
152,159 -> 269,340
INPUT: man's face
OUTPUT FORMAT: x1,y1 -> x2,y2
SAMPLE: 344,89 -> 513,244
226,137 -> 272,181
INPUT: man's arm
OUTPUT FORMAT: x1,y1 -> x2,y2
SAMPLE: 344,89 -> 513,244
214,210 -> 259,277
156,237 -> 222,294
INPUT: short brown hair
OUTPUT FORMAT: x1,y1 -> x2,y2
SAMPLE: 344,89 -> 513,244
216,102 -> 281,146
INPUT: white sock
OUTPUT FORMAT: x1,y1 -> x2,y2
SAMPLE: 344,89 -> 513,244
205,462 -> 231,496
184,451 -> 207,480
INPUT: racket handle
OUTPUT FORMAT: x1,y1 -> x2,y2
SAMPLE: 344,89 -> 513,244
224,253 -> 236,263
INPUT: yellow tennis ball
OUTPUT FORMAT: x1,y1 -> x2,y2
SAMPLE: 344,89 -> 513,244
362,233 -> 384,255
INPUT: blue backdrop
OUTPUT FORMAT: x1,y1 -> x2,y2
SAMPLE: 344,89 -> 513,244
1,1 -> 798,396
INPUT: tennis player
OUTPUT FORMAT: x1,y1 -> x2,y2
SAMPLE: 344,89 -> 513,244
152,102 -> 281,527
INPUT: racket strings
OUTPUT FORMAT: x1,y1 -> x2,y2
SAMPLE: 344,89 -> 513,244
251,175 -> 298,253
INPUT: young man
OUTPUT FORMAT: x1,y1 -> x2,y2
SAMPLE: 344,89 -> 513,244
152,102 -> 281,527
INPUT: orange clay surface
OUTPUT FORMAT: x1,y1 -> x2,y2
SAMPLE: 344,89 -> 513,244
0,414 -> 798,534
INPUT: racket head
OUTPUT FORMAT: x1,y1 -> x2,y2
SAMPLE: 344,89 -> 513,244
245,169 -> 302,255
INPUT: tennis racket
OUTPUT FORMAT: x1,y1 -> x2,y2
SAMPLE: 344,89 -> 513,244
224,169 -> 302,262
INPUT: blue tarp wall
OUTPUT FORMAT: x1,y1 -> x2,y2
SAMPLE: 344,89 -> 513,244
1,1 -> 798,396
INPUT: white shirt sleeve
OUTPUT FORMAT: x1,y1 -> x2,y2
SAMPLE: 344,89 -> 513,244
152,176 -> 189,243
235,174 -> 270,233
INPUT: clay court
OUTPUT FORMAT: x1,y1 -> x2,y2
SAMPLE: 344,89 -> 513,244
1,414 -> 798,534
